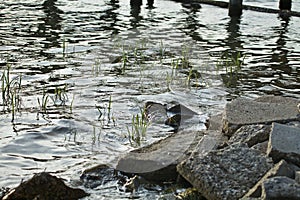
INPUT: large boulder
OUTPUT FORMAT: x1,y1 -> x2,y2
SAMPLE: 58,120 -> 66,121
222,96 -> 299,136
177,143 -> 273,200
2,172 -> 88,200
267,123 -> 300,166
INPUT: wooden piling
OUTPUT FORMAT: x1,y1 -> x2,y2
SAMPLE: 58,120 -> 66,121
228,0 -> 243,17
130,0 -> 142,7
279,0 -> 292,11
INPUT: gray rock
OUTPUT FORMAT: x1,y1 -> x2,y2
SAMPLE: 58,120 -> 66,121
222,96 -> 299,136
243,159 -> 296,198
296,171 -> 300,184
261,176 -> 300,200
228,124 -> 271,147
2,172 -> 88,200
267,123 -> 300,166
117,130 -> 202,182
208,113 -> 223,131
255,95 -> 299,104
177,143 -> 273,200
251,141 -> 269,154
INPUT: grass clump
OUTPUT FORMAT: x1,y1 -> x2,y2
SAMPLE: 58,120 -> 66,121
126,106 -> 150,147
217,51 -> 245,87
1,64 -> 22,122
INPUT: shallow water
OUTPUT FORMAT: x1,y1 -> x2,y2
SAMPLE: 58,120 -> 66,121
0,0 -> 299,199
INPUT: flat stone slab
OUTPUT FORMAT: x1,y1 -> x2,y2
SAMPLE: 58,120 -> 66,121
177,143 -> 273,200
116,130 -> 202,182
116,130 -> 222,182
222,96 -> 299,136
267,123 -> 300,166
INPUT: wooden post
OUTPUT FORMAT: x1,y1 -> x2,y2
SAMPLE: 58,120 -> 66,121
228,0 -> 243,17
130,0 -> 142,7
279,0 -> 292,11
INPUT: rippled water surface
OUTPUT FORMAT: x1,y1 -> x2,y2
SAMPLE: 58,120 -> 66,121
0,0 -> 299,199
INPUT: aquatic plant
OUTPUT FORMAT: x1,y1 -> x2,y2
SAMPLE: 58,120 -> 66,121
121,50 -> 128,74
92,59 -> 102,76
37,88 -> 49,113
96,95 -> 114,124
159,40 -> 166,61
1,64 -> 22,122
70,93 -> 75,113
216,51 -> 245,87
126,106 -> 150,147
62,37 -> 67,58
50,85 -> 68,106
180,45 -> 191,68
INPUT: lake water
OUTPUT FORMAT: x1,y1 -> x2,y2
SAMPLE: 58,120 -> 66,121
0,0 -> 299,199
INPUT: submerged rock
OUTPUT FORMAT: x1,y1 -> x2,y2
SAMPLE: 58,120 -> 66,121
80,164 -> 127,189
177,143 -> 273,200
3,172 -> 88,200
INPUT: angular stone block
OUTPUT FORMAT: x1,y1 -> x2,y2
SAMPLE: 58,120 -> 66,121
177,143 -> 273,200
261,177 -> 300,200
228,124 -> 270,147
243,159 -> 295,198
267,123 -> 300,166
222,96 -> 299,136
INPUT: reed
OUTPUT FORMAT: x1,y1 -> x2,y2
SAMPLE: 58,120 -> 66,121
126,106 -> 150,146
1,64 -> 22,122
37,88 -> 49,113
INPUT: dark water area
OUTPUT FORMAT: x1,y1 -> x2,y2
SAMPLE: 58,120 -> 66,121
0,0 -> 299,199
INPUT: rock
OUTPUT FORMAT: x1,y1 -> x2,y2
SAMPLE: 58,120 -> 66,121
3,172 -> 88,200
267,123 -> 300,166
255,95 -> 299,104
207,113 -> 223,131
295,171 -> 300,184
175,188 -> 206,200
251,141 -> 269,154
116,130 -> 204,182
222,96 -> 299,136
243,159 -> 296,198
80,164 -> 127,189
177,143 -> 273,200
165,103 -> 207,131
116,129 -> 223,183
192,130 -> 224,155
0,187 -> 10,200
145,101 -> 207,132
261,176 -> 300,200
145,101 -> 168,124
228,124 -> 270,147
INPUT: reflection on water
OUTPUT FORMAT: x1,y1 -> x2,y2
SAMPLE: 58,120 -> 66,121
39,0 -> 63,49
0,0 -> 299,199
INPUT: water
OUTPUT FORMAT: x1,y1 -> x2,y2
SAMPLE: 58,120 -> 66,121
0,0 -> 299,199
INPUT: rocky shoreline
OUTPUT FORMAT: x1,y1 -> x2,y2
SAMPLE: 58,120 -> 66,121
2,95 -> 300,200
